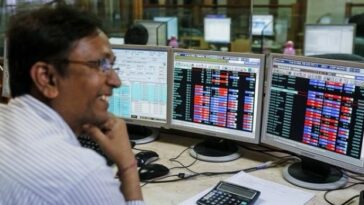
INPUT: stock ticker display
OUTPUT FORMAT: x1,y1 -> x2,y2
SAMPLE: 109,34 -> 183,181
267,57 -> 364,159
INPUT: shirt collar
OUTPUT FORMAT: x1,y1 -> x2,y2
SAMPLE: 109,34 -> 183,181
9,94 -> 80,145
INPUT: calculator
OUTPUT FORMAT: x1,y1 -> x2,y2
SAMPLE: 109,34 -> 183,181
197,181 -> 260,205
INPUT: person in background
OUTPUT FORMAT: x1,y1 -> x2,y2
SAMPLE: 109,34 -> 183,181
168,36 -> 179,48
283,40 -> 296,55
0,5 -> 144,205
124,24 -> 149,45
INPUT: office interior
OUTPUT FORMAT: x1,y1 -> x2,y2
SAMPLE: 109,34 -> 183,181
2,0 -> 364,205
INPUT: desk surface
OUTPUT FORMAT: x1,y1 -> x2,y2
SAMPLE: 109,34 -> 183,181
134,132 -> 360,205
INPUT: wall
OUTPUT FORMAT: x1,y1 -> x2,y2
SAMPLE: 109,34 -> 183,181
306,0 -> 346,24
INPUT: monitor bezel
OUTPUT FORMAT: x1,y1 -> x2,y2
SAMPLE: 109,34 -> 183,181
110,44 -> 173,129
169,48 -> 265,144
303,24 -> 356,56
261,53 -> 364,174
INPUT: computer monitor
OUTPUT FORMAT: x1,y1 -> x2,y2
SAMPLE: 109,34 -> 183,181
262,54 -> 364,190
252,14 -> 274,36
204,16 -> 231,43
170,49 -> 265,162
135,20 -> 168,46
153,16 -> 178,40
109,44 -> 171,143
304,24 -> 356,56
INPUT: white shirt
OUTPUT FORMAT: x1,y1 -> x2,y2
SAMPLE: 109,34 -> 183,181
0,95 -> 145,205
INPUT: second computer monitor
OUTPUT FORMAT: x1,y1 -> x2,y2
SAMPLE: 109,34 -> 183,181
170,49 -> 265,161
262,54 -> 364,190
304,24 -> 356,56
109,44 -> 171,128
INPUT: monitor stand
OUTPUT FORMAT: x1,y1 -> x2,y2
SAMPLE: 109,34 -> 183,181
282,156 -> 348,190
127,124 -> 159,144
189,139 -> 240,162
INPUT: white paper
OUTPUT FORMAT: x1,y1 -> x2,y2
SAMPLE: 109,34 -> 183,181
179,171 -> 314,205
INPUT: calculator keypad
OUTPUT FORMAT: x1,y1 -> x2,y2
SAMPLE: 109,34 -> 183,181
197,190 -> 248,205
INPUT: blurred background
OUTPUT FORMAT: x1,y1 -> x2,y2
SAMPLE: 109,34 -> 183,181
0,0 -> 363,58
3,0 -> 364,100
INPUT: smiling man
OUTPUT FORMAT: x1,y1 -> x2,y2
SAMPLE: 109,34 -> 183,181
0,5 -> 144,205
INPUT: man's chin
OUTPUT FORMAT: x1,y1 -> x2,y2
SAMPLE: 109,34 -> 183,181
88,113 -> 110,127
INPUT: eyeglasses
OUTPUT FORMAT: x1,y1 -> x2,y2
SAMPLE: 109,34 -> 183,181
55,57 -> 120,74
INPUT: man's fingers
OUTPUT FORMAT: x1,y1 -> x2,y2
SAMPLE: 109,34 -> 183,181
82,124 -> 107,144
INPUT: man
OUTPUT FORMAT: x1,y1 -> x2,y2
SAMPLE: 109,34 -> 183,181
0,5 -> 144,205
124,24 -> 149,45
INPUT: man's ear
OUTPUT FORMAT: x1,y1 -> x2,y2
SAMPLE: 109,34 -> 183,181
30,62 -> 59,99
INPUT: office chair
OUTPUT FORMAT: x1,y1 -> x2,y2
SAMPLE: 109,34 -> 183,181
354,37 -> 364,58
308,53 -> 364,63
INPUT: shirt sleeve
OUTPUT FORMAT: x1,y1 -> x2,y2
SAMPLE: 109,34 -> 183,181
126,200 -> 146,205
59,164 -> 145,205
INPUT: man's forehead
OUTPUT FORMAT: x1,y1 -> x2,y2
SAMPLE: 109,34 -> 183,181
69,32 -> 112,58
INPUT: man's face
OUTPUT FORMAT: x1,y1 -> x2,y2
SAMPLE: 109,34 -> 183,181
52,31 -> 121,133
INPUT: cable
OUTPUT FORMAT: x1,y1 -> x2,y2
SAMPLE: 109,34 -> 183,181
344,171 -> 364,182
141,157 -> 299,185
168,146 -> 200,174
137,143 -> 300,186
323,182 -> 364,205
341,195 -> 359,205
132,147 -> 152,152
169,146 -> 190,161
141,174 -> 183,187
238,144 -> 294,159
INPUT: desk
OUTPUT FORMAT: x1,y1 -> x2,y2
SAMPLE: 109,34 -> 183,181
134,132 -> 361,205
179,36 -> 209,50
251,43 -> 282,54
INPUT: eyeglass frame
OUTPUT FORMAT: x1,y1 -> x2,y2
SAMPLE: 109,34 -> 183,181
49,57 -> 120,74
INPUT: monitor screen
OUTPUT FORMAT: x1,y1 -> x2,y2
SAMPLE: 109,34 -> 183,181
108,45 -> 171,128
304,24 -> 355,56
262,54 -> 364,189
135,20 -> 168,46
204,17 -> 231,43
171,49 -> 264,144
252,15 -> 274,36
153,16 -> 178,39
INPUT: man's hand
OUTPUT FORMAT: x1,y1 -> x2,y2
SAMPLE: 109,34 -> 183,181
82,114 -> 135,168
82,114 -> 143,201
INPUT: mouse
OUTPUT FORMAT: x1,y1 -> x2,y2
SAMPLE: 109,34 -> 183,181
138,164 -> 169,181
135,151 -> 159,167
